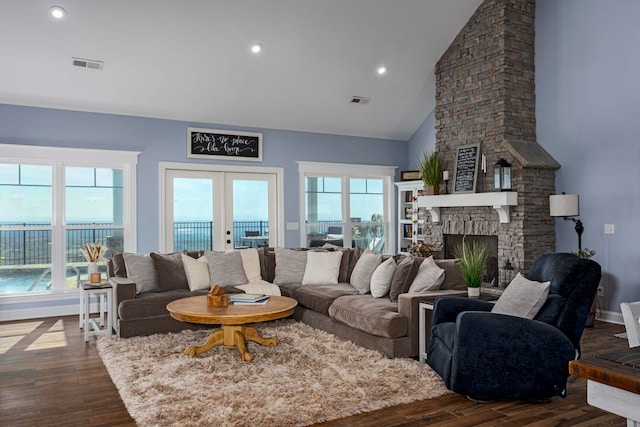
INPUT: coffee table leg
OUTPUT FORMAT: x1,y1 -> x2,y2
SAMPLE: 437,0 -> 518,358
244,326 -> 279,347
234,331 -> 254,362
184,329 -> 224,357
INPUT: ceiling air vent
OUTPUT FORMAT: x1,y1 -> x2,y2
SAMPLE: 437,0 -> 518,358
72,57 -> 103,70
350,96 -> 370,105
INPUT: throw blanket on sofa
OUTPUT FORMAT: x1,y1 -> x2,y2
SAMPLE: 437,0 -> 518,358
238,249 -> 281,296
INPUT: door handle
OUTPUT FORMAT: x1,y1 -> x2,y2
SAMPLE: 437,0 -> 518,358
226,239 -> 231,244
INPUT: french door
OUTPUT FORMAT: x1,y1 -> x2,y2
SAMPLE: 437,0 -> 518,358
164,170 -> 277,252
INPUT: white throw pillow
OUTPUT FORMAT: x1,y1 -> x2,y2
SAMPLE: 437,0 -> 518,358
370,257 -> 397,298
408,256 -> 445,293
181,254 -> 210,291
302,251 -> 343,285
350,250 -> 382,294
491,272 -> 551,319
240,248 -> 262,283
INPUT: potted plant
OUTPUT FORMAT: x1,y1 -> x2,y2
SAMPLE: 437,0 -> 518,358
417,150 -> 443,195
454,238 -> 488,297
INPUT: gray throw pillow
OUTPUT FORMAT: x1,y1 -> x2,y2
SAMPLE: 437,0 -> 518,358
491,273 -> 551,319
150,252 -> 189,291
273,248 -> 308,285
123,253 -> 158,295
349,250 -> 382,294
203,250 -> 248,288
408,256 -> 445,293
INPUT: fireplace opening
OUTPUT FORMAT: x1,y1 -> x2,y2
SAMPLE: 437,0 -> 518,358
444,235 -> 498,286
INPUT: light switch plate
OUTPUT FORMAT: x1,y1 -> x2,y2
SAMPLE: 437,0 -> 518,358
604,224 -> 615,235
286,222 -> 299,230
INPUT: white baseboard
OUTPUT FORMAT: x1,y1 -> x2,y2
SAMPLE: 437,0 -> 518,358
596,309 -> 624,325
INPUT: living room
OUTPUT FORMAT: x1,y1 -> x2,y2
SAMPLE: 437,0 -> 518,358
1,0 -> 639,426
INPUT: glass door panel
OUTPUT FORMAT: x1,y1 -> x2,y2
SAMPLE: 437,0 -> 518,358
350,178 -> 385,252
226,174 -> 275,250
172,177 -> 214,251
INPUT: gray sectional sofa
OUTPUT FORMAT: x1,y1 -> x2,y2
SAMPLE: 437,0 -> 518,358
107,247 -> 467,358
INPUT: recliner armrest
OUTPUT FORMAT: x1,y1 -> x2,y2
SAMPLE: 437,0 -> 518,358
431,296 -> 493,324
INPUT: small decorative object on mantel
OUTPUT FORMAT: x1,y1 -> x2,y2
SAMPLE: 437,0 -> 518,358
493,158 -> 512,191
400,170 -> 421,181
417,150 -> 443,195
454,237 -> 488,298
207,285 -> 229,307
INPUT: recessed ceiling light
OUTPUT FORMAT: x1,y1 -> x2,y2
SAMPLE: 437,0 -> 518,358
250,43 -> 263,54
377,66 -> 387,75
49,6 -> 67,19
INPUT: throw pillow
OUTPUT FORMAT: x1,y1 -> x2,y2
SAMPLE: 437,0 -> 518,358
240,248 -> 262,282
150,252 -> 189,291
273,248 -> 308,285
408,256 -> 445,293
302,251 -> 343,285
389,256 -> 417,302
110,252 -> 128,278
181,253 -> 210,291
122,253 -> 158,294
370,257 -> 397,298
203,250 -> 248,287
349,250 -> 382,294
491,272 -> 551,319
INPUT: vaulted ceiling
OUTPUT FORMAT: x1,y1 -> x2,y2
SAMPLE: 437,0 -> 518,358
0,1 -> 483,141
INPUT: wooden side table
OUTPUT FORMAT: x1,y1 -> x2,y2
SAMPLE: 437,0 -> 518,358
418,293 -> 498,363
80,283 -> 113,342
569,348 -> 640,426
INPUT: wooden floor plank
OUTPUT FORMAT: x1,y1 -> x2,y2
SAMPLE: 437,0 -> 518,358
0,316 -> 630,426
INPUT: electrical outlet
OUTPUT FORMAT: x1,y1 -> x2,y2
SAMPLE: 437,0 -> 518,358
597,285 -> 604,297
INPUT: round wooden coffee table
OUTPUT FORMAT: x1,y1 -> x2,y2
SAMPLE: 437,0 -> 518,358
166,295 -> 297,362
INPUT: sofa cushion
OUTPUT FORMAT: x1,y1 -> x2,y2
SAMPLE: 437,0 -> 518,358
370,257 -> 397,298
203,250 -> 248,288
408,256 -> 445,293
302,251 -> 343,285
350,250 -> 382,294
150,252 -> 189,291
492,273 -> 551,319
118,289 -> 209,320
293,283 -> 358,315
274,248 -> 308,285
328,295 -> 408,339
123,253 -> 158,294
278,282 -> 303,298
388,256 -> 418,302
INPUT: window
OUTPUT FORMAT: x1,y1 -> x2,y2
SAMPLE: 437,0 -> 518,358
0,144 -> 138,298
299,162 -> 395,252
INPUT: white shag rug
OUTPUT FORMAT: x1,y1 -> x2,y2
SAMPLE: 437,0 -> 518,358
97,319 -> 449,427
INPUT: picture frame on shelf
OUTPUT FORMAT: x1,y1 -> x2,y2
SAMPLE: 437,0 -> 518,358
400,170 -> 421,181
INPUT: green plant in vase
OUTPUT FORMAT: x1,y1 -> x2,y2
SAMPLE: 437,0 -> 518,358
454,237 -> 488,297
417,150 -> 443,195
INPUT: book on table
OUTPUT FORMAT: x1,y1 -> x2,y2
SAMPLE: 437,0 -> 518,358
229,294 -> 270,304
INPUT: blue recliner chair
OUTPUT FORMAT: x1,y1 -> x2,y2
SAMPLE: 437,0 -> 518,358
427,252 -> 601,401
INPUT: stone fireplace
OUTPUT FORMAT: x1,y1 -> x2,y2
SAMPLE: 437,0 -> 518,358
418,0 -> 561,288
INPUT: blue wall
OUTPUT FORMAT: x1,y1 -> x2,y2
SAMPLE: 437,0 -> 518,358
407,110 -> 436,170
0,104 -> 407,252
536,0 -> 640,314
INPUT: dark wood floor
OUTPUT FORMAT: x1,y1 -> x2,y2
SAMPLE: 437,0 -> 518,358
0,316 -> 629,426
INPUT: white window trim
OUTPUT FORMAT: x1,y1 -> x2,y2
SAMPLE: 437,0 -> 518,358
0,143 -> 139,306
158,162 -> 285,251
298,161 -> 397,252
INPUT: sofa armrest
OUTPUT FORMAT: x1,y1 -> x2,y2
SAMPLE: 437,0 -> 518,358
398,290 -> 467,356
108,277 -> 136,310
431,296 -> 494,325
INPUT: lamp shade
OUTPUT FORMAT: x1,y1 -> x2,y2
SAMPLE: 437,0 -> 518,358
549,194 -> 579,217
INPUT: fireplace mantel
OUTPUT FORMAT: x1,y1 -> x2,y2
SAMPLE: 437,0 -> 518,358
417,192 -> 518,223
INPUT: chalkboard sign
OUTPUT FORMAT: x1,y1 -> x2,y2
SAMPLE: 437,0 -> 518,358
453,143 -> 480,193
187,127 -> 262,162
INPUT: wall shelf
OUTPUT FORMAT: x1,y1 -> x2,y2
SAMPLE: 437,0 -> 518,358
417,192 -> 518,223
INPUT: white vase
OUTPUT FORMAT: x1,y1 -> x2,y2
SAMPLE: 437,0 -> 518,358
87,262 -> 100,283
467,287 -> 481,298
